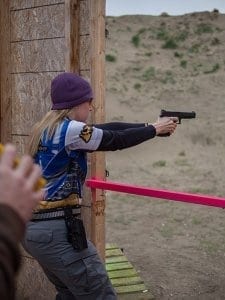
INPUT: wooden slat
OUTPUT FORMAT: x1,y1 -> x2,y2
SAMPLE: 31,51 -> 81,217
108,269 -> 138,279
106,255 -> 128,264
11,73 -> 55,134
105,244 -> 154,298
10,0 -> 64,10
111,276 -> 144,287
0,0 -> 12,143
11,4 -> 65,41
80,35 -> 91,70
116,284 -> 147,294
89,0 -> 106,261
106,262 -> 133,272
11,38 -> 65,73
106,248 -> 124,257
106,243 -> 119,250
80,0 -> 90,35
65,0 -> 80,72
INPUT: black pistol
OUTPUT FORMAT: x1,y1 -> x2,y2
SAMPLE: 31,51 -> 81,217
159,109 -> 196,136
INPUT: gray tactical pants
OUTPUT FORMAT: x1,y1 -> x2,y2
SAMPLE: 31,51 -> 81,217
23,219 -> 117,300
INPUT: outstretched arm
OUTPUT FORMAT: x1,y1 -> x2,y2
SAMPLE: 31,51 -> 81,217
94,122 -> 146,130
66,118 -> 177,152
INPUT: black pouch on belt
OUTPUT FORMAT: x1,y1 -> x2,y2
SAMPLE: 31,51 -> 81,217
64,207 -> 88,251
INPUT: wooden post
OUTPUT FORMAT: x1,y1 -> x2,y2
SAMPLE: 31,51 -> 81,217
89,0 -> 106,260
0,0 -> 12,143
65,0 -> 80,72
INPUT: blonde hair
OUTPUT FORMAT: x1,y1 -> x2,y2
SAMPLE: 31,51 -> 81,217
28,109 -> 70,157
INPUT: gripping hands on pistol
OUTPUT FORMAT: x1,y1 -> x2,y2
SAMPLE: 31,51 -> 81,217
153,109 -> 196,137
152,116 -> 178,137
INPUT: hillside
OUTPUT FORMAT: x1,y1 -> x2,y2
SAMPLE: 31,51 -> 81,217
105,11 -> 225,299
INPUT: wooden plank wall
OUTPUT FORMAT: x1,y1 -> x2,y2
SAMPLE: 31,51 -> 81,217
10,0 -> 65,153
0,0 -> 106,298
2,0 -> 93,154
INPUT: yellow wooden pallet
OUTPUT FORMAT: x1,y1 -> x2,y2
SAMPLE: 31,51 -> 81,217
106,244 -> 154,299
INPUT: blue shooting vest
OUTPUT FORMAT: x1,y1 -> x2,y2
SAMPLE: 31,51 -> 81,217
35,119 -> 87,202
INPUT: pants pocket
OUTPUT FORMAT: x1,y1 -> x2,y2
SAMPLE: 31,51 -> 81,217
23,228 -> 53,257
61,253 -> 108,295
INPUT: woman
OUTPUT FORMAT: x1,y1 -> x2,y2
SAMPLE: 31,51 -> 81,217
23,72 -> 177,300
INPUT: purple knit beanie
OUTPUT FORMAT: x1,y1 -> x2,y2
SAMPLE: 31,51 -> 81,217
51,72 -> 93,110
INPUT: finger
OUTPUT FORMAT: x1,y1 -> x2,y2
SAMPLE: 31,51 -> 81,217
0,144 -> 17,168
170,117 -> 179,123
34,190 -> 45,203
16,155 -> 34,177
26,164 -> 43,190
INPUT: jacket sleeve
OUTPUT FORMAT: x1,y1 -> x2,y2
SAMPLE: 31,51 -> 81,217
94,122 -> 146,130
96,124 -> 156,151
0,204 -> 25,300
65,121 -> 155,152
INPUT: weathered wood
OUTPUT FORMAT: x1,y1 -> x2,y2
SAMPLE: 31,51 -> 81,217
11,73 -> 55,134
111,276 -> 144,287
106,256 -> 128,264
79,0 -> 92,239
89,0 -> 106,260
11,38 -> 65,73
106,262 -> 133,272
80,34 -> 91,70
108,269 -> 138,279
105,244 -> 154,298
12,135 -> 29,155
116,284 -> 147,294
80,0 -> 90,35
17,254 -> 56,300
106,248 -> 126,257
11,4 -> 65,41
65,0 -> 80,72
0,0 -> 12,143
10,0 -> 64,10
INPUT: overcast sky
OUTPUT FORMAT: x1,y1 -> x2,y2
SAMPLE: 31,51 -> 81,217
106,0 -> 225,16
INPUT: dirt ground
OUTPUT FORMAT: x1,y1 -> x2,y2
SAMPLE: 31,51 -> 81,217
105,11 -> 225,300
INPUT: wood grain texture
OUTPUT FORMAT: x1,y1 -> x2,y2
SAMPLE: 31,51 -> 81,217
65,0 -> 79,72
10,0 -> 64,10
0,0 -> 12,143
11,135 -> 29,155
11,4 -> 65,41
80,34 -> 91,70
17,255 -> 56,299
89,0 -> 106,260
80,0 -> 90,35
11,38 -> 65,73
11,73 -> 58,134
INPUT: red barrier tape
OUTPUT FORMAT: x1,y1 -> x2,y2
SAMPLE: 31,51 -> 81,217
86,179 -> 225,208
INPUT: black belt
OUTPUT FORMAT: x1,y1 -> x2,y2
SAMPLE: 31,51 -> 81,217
32,207 -> 81,221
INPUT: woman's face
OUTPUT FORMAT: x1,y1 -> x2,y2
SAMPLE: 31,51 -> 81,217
68,100 -> 93,122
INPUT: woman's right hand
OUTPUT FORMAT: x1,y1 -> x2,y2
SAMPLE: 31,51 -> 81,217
152,117 -> 178,136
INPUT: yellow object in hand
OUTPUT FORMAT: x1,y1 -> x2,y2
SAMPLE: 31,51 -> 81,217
0,143 -> 46,191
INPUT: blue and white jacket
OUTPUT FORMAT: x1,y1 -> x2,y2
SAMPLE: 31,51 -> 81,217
35,118 -> 103,202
